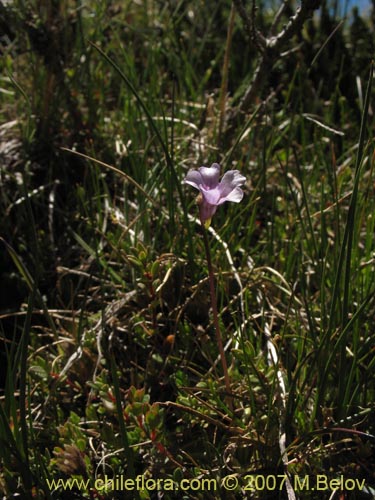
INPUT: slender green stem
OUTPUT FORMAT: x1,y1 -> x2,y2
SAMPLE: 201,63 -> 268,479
218,3 -> 236,145
200,219 -> 232,410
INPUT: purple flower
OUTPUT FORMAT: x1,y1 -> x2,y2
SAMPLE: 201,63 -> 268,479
183,163 -> 246,226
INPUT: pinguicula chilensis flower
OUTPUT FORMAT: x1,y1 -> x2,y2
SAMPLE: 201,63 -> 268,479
183,163 -> 246,226
183,162 -> 246,411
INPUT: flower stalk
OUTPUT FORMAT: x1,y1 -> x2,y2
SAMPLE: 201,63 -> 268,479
200,217 -> 233,409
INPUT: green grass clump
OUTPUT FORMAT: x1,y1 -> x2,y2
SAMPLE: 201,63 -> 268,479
1,1 -> 375,499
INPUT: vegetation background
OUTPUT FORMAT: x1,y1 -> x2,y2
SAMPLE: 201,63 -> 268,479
1,0 -> 375,498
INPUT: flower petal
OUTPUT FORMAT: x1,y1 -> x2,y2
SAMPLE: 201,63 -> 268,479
219,170 -> 246,197
183,169 -> 204,190
200,186 -> 222,205
198,163 -> 220,189
217,186 -> 244,204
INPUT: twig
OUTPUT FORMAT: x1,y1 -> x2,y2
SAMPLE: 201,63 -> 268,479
230,0 -> 321,122
232,0 -> 267,51
270,0 -> 290,36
